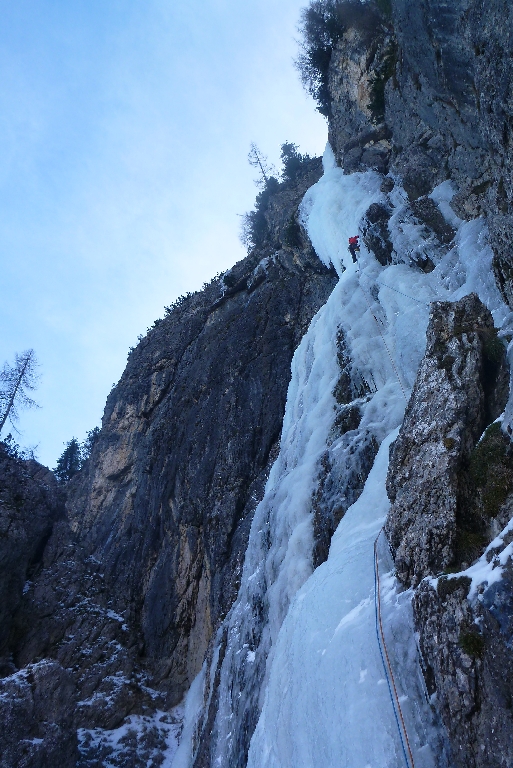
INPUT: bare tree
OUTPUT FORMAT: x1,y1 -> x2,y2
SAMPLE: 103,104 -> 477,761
247,143 -> 277,187
0,349 -> 40,435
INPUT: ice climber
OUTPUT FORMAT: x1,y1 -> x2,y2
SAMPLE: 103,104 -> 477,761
348,235 -> 360,263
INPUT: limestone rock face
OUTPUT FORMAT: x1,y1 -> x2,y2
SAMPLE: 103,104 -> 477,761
0,163 -> 337,765
327,3 -> 394,175
413,547 -> 513,768
384,294 -> 513,767
0,491 -> 175,766
0,660 -> 77,768
385,294 -> 508,587
63,160 -> 337,706
325,40 -> 513,762
0,447 -> 65,675
2,2 -> 513,765
11,518 -> 164,723
0,450 -> 79,765
326,0 -> 513,308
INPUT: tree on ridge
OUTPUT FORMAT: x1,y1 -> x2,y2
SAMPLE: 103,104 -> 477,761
248,143 -> 277,188
0,349 -> 40,435
54,438 -> 82,483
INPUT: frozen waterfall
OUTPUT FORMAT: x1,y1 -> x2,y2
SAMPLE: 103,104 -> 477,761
172,144 -> 513,768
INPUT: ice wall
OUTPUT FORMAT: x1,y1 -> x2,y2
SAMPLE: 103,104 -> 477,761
175,145 -> 513,768
208,162 -> 389,768
247,431 -> 447,768
246,150 -> 512,766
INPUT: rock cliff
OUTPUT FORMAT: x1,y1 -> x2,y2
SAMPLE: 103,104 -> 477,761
327,0 -> 513,310
0,446 -> 77,767
324,2 -> 513,764
2,1 -> 513,766
385,296 -> 513,767
65,158 -> 336,705
0,445 -> 65,675
0,160 -> 338,766
385,294 -> 509,587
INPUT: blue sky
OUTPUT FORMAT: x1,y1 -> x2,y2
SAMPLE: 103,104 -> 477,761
0,0 -> 327,467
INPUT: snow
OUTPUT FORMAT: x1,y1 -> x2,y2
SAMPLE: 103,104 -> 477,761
175,144 -> 513,767
105,608 -> 128,631
78,707 -> 184,768
430,515 -> 513,602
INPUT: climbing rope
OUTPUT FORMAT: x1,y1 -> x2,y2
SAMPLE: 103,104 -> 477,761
374,529 -> 416,768
349,249 -> 417,765
375,279 -> 432,307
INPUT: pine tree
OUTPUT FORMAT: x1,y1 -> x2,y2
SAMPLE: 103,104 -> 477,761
280,142 -> 311,183
81,427 -> 100,461
239,176 -> 280,250
0,350 -> 40,435
295,0 -> 346,115
54,438 -> 82,483
247,143 -> 277,188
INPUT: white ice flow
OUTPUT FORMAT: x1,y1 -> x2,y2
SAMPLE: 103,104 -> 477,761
174,144 -> 513,768
246,146 -> 513,767
247,430 -> 442,768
